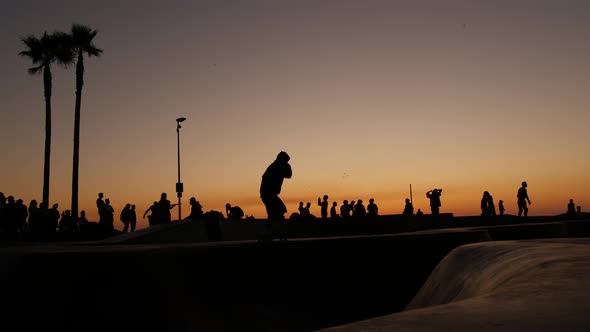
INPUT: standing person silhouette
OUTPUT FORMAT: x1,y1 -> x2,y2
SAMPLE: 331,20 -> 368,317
481,191 -> 490,216
517,181 -> 531,218
487,192 -> 496,216
352,200 -> 366,218
481,191 -> 497,216
318,195 -> 329,220
104,198 -> 114,230
96,193 -> 106,225
340,200 -> 351,218
567,199 -> 576,220
157,193 -> 176,224
48,203 -> 60,238
426,188 -> 443,224
15,199 -> 28,233
129,205 -> 137,231
298,202 -> 304,216
301,202 -> 312,219
260,151 -> 292,237
143,201 -> 158,226
120,203 -> 131,232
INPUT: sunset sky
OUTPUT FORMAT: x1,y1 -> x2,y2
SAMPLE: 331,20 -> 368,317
2,0 -> 589,230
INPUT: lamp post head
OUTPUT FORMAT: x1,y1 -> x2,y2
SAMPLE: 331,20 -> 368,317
176,117 -> 186,123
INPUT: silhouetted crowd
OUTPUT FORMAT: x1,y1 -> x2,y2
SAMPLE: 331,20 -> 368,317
289,196 -> 381,221
0,176 -> 584,243
0,192 -> 94,241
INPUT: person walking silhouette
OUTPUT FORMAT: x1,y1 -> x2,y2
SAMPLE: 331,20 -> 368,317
517,181 -> 531,218
143,201 -> 158,226
120,203 -> 131,232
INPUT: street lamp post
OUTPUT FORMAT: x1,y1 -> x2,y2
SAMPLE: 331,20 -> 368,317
176,117 -> 186,221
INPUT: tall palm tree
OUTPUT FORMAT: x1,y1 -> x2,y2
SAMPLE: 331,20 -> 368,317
19,32 -> 70,206
67,24 -> 102,220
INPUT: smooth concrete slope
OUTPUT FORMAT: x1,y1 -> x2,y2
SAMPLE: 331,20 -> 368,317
91,219 -> 209,244
0,228 -> 490,332
323,239 -> 590,332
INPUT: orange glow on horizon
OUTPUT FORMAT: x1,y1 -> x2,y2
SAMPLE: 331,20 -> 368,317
2,1 -> 590,232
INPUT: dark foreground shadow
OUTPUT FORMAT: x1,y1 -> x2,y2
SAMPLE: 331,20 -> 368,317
0,229 -> 490,332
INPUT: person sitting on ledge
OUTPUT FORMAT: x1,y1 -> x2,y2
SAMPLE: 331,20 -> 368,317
367,198 -> 379,217
403,198 -> 414,216
330,201 -> 339,219
225,203 -> 244,221
189,197 -> 203,220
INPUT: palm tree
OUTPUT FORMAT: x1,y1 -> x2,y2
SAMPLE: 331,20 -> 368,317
19,32 -> 71,206
67,24 -> 103,220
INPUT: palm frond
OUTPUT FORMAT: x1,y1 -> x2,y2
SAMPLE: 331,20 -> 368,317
28,64 -> 44,75
86,45 -> 103,57
70,23 -> 103,57
51,31 -> 75,66
19,34 -> 43,63
20,30 -> 78,74
19,49 -> 34,57
71,24 -> 94,40
20,35 -> 41,49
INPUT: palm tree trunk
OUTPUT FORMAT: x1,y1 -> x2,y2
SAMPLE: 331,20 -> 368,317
42,65 -> 52,206
71,52 -> 84,220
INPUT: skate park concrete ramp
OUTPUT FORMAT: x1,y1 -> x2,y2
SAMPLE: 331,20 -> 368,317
323,238 -> 590,331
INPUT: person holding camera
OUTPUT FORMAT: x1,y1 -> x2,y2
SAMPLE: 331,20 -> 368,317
260,151 -> 292,238
426,188 -> 443,221
155,193 -> 177,224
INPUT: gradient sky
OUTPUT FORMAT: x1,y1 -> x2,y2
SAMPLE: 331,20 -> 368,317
2,0 -> 590,230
